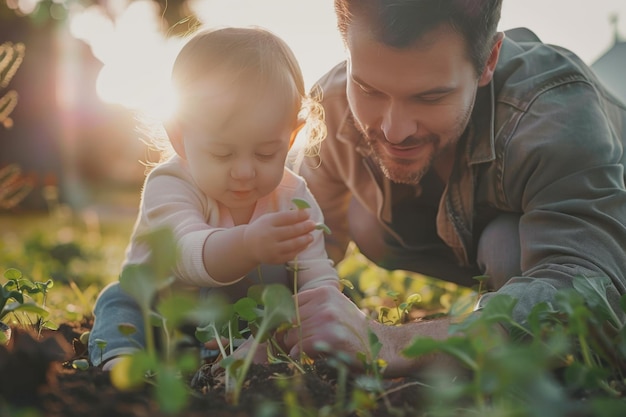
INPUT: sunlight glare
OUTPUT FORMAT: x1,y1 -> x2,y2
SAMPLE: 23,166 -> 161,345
69,0 -> 184,122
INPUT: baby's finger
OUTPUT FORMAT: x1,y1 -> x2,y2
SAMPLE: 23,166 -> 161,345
204,337 -> 229,350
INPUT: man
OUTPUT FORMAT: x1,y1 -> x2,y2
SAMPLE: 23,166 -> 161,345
284,0 -> 626,376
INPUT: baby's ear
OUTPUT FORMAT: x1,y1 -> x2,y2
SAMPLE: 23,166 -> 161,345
164,119 -> 186,160
289,119 -> 306,149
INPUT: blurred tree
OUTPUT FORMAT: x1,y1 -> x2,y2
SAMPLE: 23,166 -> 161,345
0,40 -> 33,210
1,0 -> 198,36
0,0 -> 200,211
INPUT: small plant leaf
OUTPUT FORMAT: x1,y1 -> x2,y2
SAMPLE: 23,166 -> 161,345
187,293 -> 230,327
195,322 -> 221,344
3,300 -> 48,317
406,293 -> 422,305
119,264 -> 159,312
339,278 -> 354,290
234,297 -> 259,322
255,284 -> 296,341
135,227 -> 178,282
291,198 -> 311,209
94,338 -> 107,349
315,223 -> 332,234
368,329 -> 382,359
149,311 -> 164,328
71,359 -> 90,371
176,351 -> 199,373
42,321 -> 59,331
472,275 -> 490,283
117,323 -> 137,337
572,275 -> 622,327
3,268 -> 22,281
403,336 -> 479,370
157,292 -> 197,329
156,366 -> 189,414
79,331 -> 90,346
110,353 -> 153,391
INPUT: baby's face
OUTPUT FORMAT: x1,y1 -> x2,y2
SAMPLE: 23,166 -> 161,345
178,77 -> 297,215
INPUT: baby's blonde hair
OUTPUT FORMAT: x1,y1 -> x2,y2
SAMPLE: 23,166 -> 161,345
140,26 -> 325,166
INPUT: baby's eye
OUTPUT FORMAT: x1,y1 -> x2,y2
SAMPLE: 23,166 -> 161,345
256,152 -> 277,161
209,152 -> 231,161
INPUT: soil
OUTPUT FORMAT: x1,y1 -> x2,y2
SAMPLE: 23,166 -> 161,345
0,320 -> 427,417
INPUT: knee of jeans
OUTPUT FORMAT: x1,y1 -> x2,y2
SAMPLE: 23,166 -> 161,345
476,213 -> 522,289
93,281 -> 137,315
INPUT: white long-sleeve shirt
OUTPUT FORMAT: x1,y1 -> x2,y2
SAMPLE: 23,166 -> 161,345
123,155 -> 338,292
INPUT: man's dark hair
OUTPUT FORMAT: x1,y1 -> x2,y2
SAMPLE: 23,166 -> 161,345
334,0 -> 503,75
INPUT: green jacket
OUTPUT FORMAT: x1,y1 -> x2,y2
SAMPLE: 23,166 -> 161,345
299,29 -> 626,322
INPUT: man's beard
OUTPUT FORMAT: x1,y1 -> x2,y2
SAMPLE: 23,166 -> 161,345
369,137 -> 435,184
357,126 -> 439,185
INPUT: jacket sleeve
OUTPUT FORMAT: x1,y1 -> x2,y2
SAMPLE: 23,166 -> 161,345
479,80 -> 626,323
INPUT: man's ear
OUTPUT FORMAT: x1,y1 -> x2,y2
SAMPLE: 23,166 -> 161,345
478,32 -> 504,87
289,120 -> 306,149
164,119 -> 186,160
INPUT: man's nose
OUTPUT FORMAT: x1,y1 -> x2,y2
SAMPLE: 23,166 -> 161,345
381,101 -> 417,144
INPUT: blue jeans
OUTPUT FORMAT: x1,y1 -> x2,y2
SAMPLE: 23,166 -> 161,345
88,264 -> 289,366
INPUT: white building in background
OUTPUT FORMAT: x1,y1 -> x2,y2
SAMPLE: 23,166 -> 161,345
592,15 -> 626,104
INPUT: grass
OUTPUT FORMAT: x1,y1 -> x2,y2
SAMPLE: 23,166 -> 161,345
0,183 -> 470,328
0,193 -> 137,325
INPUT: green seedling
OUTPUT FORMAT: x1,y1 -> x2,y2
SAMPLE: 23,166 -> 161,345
402,275 -> 626,416
379,291 -> 422,325
291,198 -> 331,234
93,338 -> 107,367
289,197 -> 332,365
78,330 -> 91,346
218,284 -> 296,405
291,198 -> 311,209
72,358 -> 90,371
1,268 -> 51,336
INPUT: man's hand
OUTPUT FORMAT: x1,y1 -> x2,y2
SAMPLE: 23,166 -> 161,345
282,286 -> 458,377
244,209 -> 315,264
283,286 -> 370,367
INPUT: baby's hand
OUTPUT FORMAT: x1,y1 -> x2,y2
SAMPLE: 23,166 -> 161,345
244,209 -> 315,264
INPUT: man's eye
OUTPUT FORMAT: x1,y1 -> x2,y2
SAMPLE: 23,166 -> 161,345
417,95 -> 443,103
359,85 -> 378,95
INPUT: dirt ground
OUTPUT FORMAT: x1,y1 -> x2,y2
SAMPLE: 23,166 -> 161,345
0,320 -> 426,417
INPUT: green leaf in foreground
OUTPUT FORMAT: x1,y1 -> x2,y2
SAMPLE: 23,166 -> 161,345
260,284 -> 296,334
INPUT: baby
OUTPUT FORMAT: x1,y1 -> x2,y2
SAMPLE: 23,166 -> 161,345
88,26 -> 339,370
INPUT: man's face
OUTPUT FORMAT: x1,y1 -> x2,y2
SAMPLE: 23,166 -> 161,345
345,24 -> 489,184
